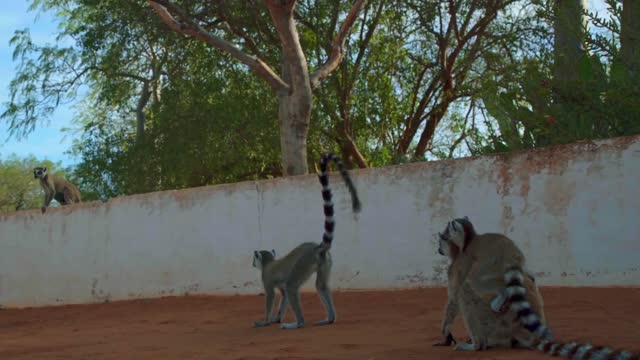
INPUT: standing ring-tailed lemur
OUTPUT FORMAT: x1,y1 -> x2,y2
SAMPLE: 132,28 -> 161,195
33,166 -> 82,213
251,152 -> 361,329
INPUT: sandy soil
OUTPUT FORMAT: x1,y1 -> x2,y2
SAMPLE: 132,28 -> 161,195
0,287 -> 638,359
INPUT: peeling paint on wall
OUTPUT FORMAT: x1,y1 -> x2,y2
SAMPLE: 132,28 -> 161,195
0,135 -> 639,307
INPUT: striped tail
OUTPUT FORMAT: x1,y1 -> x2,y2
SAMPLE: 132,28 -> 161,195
504,266 -> 553,340
317,153 -> 362,248
530,339 -> 640,360
504,266 -> 640,360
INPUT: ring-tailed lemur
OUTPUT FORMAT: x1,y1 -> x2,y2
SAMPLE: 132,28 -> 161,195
251,153 -> 361,329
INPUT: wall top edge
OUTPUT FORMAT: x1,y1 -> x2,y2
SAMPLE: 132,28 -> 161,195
1,134 -> 638,220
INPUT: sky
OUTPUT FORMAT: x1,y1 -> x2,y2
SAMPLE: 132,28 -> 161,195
0,0 -> 611,168
0,1 -> 78,166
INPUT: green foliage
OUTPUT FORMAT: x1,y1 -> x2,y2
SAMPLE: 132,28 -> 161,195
585,0 -> 622,60
2,28 -> 80,138
69,41 -> 282,197
475,0 -> 638,155
2,0 -> 639,198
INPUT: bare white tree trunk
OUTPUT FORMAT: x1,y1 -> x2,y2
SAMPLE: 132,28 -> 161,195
267,1 -> 313,175
278,90 -> 312,175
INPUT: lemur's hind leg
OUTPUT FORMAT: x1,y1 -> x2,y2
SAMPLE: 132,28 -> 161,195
314,252 -> 336,326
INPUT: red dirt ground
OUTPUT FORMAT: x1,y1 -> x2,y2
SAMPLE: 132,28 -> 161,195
0,287 -> 638,359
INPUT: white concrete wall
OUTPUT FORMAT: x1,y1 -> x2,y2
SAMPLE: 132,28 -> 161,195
1,135 -> 639,307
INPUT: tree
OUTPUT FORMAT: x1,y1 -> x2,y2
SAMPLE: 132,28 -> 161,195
309,0 -> 386,168
3,0 -> 306,195
2,0 -> 178,145
7,0 -> 636,198
396,1 -> 524,160
550,0 -> 593,143
611,0 -> 640,135
318,0 -> 532,162
147,0 -> 367,176
69,40 -> 283,197
620,0 -> 640,81
553,0 -> 587,89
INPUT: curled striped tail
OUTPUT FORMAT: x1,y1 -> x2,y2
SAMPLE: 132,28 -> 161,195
318,153 -> 362,247
504,266 -> 640,360
504,266 -> 553,340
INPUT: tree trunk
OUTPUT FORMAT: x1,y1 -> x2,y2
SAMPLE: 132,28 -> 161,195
413,103 -> 450,159
414,65 -> 455,158
269,2 -> 314,176
551,0 -> 586,142
135,80 -> 152,144
277,86 -> 312,176
614,0 -> 640,134
621,0 -> 640,82
553,0 -> 586,86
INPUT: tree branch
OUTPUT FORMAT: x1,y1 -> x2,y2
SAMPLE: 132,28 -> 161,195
448,0 -> 460,41
247,0 -> 280,45
338,126 -> 369,168
447,99 -> 473,158
213,2 -> 264,58
350,0 -> 384,86
396,75 -> 442,155
148,0 -> 289,93
309,0 -> 367,90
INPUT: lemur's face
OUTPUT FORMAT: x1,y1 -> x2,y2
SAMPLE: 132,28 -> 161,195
252,249 -> 276,270
33,167 -> 48,179
437,220 -> 465,257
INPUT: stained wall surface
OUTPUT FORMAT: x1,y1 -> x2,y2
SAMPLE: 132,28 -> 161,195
0,136 -> 638,307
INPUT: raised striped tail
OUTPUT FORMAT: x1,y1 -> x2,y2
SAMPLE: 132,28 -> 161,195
318,152 -> 362,247
504,266 -> 640,359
